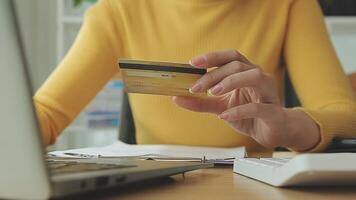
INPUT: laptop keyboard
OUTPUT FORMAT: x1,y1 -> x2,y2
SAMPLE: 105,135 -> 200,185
47,160 -> 136,175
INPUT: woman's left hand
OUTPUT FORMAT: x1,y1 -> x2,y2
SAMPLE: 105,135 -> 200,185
173,49 -> 320,151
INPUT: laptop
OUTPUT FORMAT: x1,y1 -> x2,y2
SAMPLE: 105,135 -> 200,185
0,1 -> 213,199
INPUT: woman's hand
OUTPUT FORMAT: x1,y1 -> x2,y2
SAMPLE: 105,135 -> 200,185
173,49 -> 320,151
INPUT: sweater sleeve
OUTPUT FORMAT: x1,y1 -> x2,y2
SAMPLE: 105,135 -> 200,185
34,0 -> 122,145
284,0 -> 356,152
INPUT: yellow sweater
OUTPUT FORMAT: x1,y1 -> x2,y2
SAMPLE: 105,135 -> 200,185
34,0 -> 356,152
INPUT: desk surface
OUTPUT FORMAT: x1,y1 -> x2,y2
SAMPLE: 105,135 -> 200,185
70,166 -> 356,200
350,72 -> 356,91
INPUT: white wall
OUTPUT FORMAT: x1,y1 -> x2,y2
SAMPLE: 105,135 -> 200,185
326,17 -> 356,74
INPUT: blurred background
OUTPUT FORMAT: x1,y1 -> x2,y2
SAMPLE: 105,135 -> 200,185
13,0 -> 356,150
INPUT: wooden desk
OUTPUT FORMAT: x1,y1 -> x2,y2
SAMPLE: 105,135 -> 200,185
350,72 -> 356,91
67,166 -> 356,200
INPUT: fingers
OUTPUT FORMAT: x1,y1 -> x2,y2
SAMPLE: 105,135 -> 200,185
218,103 -> 288,149
208,68 -> 278,104
218,103 -> 277,122
190,61 -> 252,93
210,68 -> 268,95
189,49 -> 253,68
172,96 -> 227,114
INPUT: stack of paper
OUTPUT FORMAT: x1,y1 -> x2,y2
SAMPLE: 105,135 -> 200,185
49,141 -> 246,164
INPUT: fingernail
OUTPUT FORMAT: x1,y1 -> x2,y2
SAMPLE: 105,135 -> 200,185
218,113 -> 229,120
190,83 -> 202,93
189,56 -> 206,67
209,84 -> 223,96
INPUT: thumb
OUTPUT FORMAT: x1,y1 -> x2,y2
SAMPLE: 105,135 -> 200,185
172,96 -> 225,114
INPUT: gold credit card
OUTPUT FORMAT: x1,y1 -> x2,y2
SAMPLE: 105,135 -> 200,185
118,59 -> 207,97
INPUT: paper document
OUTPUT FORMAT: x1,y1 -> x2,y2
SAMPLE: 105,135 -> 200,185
49,141 -> 246,164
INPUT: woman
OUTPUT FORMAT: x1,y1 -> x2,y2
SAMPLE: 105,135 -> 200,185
35,0 -> 356,152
